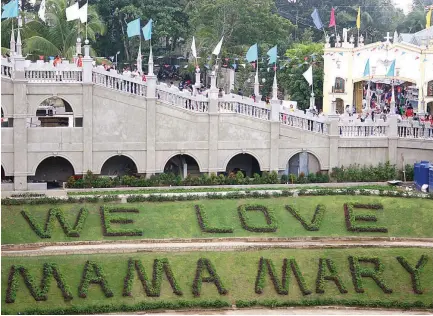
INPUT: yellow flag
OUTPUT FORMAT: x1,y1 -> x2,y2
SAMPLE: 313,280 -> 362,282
427,9 -> 432,29
356,7 -> 361,29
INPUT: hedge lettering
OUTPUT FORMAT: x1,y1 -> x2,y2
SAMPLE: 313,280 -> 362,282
315,258 -> 348,294
123,258 -> 183,297
100,206 -> 143,237
78,261 -> 114,298
255,257 -> 312,296
237,204 -> 278,233
21,208 -> 88,238
396,255 -> 429,294
195,205 -> 233,233
5,263 -> 73,303
192,258 -> 228,297
344,203 -> 388,233
285,204 -> 326,231
348,256 -> 392,294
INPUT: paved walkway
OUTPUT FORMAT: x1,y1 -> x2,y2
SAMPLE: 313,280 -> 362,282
4,239 -> 432,257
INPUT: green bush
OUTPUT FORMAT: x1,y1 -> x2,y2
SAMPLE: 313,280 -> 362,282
331,162 -> 399,183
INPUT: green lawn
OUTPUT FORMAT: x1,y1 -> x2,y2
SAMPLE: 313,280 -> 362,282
66,184 -> 399,196
2,196 -> 433,244
2,248 -> 432,314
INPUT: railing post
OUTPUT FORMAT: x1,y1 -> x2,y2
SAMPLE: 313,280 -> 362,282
208,71 -> 219,175
328,114 -> 340,171
82,40 -> 92,83
387,115 -> 398,166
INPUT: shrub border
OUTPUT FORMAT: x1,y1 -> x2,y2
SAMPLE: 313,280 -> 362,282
2,188 -> 432,206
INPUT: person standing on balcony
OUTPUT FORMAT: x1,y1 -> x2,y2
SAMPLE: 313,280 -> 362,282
76,54 -> 83,67
53,55 -> 61,67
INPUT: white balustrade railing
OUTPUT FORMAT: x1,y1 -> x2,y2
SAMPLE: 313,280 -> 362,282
25,69 -> 83,82
218,100 -> 270,120
156,84 -> 208,113
92,68 -> 147,97
1,58 -> 13,78
280,112 -> 329,134
339,121 -> 388,137
398,122 -> 433,139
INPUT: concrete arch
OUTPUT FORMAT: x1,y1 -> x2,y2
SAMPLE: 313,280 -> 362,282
160,152 -> 204,173
1,163 -> 12,177
29,154 -> 78,176
30,95 -> 77,116
1,105 -> 7,117
286,150 -> 324,171
223,151 -> 264,173
97,153 -> 141,175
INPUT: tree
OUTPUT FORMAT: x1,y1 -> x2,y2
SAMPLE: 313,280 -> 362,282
17,0 -> 106,58
278,42 -> 324,110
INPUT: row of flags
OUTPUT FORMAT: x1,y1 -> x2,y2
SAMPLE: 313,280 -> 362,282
310,7 -> 432,31
1,0 -> 88,24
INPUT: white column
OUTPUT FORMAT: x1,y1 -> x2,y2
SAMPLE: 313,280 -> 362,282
148,46 -> 154,76
82,40 -> 92,83
9,26 -> 15,56
254,65 -> 260,97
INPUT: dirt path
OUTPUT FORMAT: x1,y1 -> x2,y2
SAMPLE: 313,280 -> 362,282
3,239 -> 433,257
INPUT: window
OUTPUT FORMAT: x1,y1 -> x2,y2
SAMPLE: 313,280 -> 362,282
334,77 -> 345,93
75,117 -> 83,127
428,81 -> 433,97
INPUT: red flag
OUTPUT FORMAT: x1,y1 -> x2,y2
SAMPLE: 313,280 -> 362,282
329,8 -> 336,27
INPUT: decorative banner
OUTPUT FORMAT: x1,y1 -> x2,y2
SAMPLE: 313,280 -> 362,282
415,56 -> 420,60
401,52 -> 406,55
204,64 -> 210,69
395,49 -> 399,52
338,52 -> 343,56
234,58 -> 239,61
232,63 -> 237,69
357,53 -> 361,56
240,63 -> 246,68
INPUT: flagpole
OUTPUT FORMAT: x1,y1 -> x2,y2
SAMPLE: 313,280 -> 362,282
85,0 -> 88,41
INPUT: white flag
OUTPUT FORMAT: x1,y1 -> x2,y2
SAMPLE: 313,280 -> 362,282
303,65 -> 313,86
78,3 -> 88,23
212,36 -> 224,56
38,0 -> 46,22
66,2 -> 80,21
191,36 -> 197,58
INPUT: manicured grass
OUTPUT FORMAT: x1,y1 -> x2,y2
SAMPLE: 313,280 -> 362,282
2,196 -> 432,244
66,184 -> 400,196
2,247 -> 432,314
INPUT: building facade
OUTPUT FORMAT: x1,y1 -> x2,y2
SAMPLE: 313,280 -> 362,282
1,37 -> 433,191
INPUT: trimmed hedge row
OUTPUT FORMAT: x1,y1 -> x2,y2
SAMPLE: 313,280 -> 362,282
193,258 -> 228,297
78,261 -> 113,298
255,257 -> 311,296
285,204 -> 325,231
348,256 -> 393,294
2,300 -> 231,315
344,203 -> 388,233
396,255 -> 429,295
235,299 -> 432,309
3,188 -> 433,206
20,208 -> 88,238
5,263 -> 73,304
100,206 -> 143,237
316,258 -> 348,294
195,205 -> 233,233
238,205 -> 278,233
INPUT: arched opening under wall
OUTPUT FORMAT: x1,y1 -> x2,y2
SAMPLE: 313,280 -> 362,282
1,166 -> 13,183
29,97 -> 77,128
335,98 -> 344,114
1,107 -> 12,127
226,153 -> 261,177
287,152 -> 321,177
29,157 -> 75,188
100,155 -> 138,177
163,155 -> 200,178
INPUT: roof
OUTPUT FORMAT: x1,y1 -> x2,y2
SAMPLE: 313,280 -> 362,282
398,26 -> 433,46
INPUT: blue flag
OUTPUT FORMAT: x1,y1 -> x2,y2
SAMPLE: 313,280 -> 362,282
386,60 -> 396,77
127,18 -> 141,38
363,59 -> 370,77
246,43 -> 258,62
142,19 -> 153,41
267,45 -> 277,64
311,8 -> 323,30
1,0 -> 18,19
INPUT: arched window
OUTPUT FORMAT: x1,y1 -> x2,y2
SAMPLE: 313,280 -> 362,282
226,153 -> 261,177
101,155 -> 138,177
29,97 -> 76,127
427,81 -> 433,97
164,154 -> 200,178
334,77 -> 345,93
